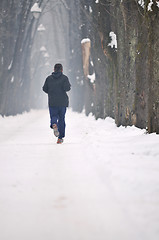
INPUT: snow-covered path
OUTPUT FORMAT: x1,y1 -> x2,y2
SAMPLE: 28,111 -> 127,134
0,109 -> 159,240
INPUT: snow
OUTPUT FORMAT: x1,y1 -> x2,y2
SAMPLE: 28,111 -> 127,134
11,76 -> 14,83
0,109 -> 159,240
138,0 -> 145,8
89,6 -> 93,13
44,52 -> 49,58
108,32 -> 117,49
148,0 -> 153,11
45,61 -> 51,67
138,0 -> 159,10
87,72 -> 95,83
30,3 -> 42,13
40,46 -> 47,52
90,60 -> 94,66
8,60 -> 13,70
37,24 -> 46,32
81,38 -> 91,44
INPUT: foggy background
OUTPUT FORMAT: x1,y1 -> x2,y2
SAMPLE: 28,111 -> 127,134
30,0 -> 84,111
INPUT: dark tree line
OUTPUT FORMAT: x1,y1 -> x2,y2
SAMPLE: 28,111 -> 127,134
0,0 -> 44,116
78,0 -> 159,133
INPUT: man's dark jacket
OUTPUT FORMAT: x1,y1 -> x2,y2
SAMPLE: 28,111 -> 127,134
43,72 -> 71,107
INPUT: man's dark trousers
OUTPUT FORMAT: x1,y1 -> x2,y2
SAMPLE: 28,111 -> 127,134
49,106 -> 66,139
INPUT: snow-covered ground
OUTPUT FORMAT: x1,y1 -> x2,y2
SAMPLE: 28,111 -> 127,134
0,109 -> 159,240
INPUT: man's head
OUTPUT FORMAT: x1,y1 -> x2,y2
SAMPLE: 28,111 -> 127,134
54,63 -> 63,72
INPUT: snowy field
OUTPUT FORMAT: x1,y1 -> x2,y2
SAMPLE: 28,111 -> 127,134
0,109 -> 159,240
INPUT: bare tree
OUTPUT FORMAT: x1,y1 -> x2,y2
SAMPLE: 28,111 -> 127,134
79,0 -> 159,133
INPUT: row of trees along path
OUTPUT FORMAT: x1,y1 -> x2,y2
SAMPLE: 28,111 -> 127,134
0,0 -> 159,133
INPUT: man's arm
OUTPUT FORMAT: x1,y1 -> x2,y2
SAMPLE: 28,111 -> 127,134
42,79 -> 48,93
63,77 -> 71,92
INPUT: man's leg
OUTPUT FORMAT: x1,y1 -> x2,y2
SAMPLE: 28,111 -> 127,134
58,107 -> 66,139
49,107 -> 60,137
49,107 -> 59,128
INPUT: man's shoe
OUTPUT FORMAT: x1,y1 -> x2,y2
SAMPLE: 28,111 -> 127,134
52,124 -> 59,137
57,138 -> 63,144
